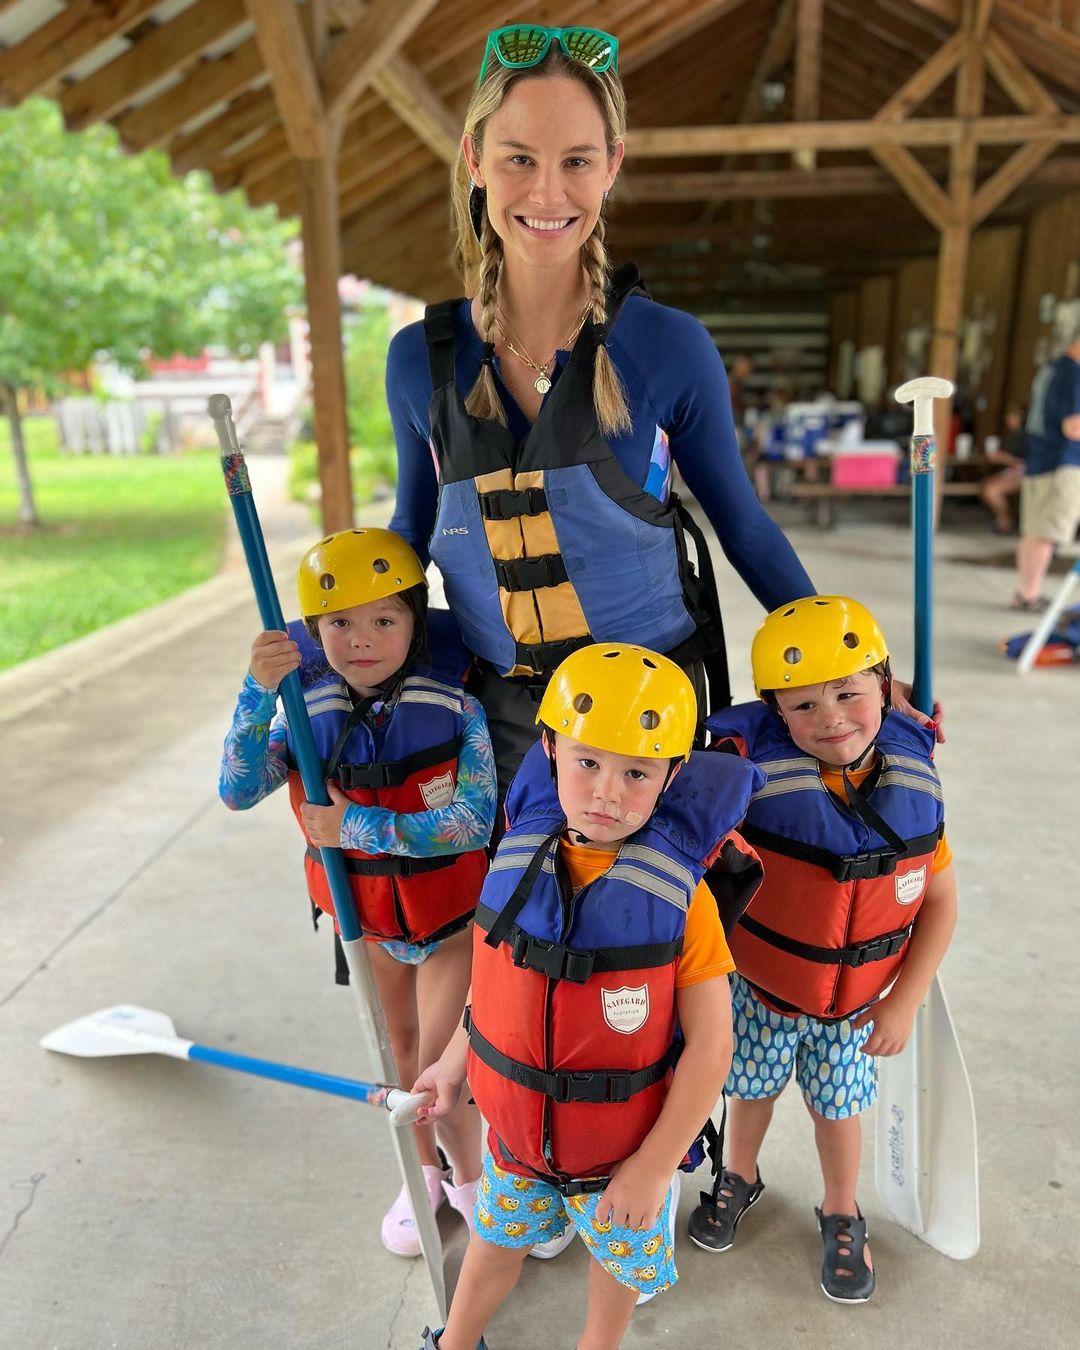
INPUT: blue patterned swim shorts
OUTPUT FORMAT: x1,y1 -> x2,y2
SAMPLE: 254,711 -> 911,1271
376,937 -> 442,966
726,975 -> 878,1120
473,1154 -> 678,1298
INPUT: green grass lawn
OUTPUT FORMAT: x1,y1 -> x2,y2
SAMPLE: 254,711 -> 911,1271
0,416 -> 227,671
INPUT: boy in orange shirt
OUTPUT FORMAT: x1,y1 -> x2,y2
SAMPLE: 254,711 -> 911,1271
413,644 -> 762,1350
689,596 -> 957,1305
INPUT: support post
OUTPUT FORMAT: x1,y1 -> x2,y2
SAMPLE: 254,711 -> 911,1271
298,152 -> 354,532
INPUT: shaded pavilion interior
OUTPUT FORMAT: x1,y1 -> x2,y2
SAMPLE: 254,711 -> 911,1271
2,0 -> 1079,526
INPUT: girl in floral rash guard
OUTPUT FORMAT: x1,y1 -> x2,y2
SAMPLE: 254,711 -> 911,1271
219,528 -> 495,1260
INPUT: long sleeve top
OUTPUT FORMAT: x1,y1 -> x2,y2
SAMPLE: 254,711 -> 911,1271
219,672 -> 497,856
385,290 -> 815,612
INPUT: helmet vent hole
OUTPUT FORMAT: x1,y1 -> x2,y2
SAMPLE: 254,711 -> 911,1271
640,710 -> 661,730
783,646 -> 802,666
814,599 -> 829,606
352,529 -> 365,535
782,607 -> 796,617
573,693 -> 593,714
319,572 -> 336,591
642,657 -> 657,669
372,557 -> 390,574
843,631 -> 859,649
602,650 -> 620,659
321,536 -> 334,546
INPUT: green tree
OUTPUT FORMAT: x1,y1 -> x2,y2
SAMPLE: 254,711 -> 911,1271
0,98 -> 301,525
344,303 -> 394,451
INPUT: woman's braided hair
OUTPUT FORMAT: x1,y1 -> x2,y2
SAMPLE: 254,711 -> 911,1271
451,49 -> 631,436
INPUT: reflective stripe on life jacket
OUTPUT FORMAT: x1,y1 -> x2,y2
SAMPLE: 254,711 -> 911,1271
284,660 -> 487,943
706,702 -> 944,1020
423,264 -> 728,700
468,740 -> 762,1183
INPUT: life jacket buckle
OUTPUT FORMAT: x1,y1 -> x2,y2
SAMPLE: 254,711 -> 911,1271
509,930 -> 594,983
554,1070 -> 627,1104
841,850 -> 898,882
847,929 -> 909,968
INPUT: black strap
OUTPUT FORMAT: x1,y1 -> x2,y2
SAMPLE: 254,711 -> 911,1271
478,487 -> 548,521
672,494 -> 731,713
323,698 -> 378,782
840,768 -> 912,856
474,903 -> 682,984
483,830 -> 562,949
739,913 -> 913,967
333,931 -> 350,986
494,554 -> 569,593
739,822 -> 942,882
513,634 -> 592,677
423,298 -> 460,389
465,1010 -> 675,1104
305,844 -> 455,878
335,738 -> 460,790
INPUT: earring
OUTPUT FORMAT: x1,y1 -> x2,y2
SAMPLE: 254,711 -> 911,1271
469,182 -> 487,242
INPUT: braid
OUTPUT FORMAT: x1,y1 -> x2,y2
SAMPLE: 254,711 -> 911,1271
464,219 -> 507,426
582,219 -> 632,436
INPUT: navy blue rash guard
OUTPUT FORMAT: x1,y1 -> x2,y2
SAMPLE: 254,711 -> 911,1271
386,291 -> 815,613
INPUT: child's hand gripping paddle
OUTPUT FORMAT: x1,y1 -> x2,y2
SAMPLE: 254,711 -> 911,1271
208,395 -> 447,1318
875,379 -> 979,1260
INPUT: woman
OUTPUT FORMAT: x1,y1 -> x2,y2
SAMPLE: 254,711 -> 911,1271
386,26 -> 938,806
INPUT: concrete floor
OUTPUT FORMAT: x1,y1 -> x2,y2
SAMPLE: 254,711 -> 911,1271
2,476 -> 1076,1349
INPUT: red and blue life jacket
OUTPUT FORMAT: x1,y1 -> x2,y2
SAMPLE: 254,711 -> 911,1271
706,701 -> 945,1020
284,614 -> 487,944
467,740 -> 763,1185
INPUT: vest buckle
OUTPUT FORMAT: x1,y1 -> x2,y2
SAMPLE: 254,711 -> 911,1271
841,850 -> 898,882
847,929 -> 910,967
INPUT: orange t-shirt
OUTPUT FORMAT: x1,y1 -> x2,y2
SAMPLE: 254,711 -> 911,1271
558,837 -> 736,988
819,760 -> 952,873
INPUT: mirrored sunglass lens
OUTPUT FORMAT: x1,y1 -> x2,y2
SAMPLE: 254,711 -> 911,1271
562,29 -> 615,69
495,26 -> 550,67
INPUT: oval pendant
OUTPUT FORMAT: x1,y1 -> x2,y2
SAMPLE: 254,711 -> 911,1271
534,375 -> 552,395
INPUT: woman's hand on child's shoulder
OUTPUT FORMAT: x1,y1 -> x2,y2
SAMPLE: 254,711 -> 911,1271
891,680 -> 945,744
249,630 -> 301,692
410,1060 -> 464,1123
854,992 -> 918,1057
595,1154 -> 670,1232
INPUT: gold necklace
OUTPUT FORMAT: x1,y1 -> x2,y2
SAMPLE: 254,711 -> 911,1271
498,304 -> 591,395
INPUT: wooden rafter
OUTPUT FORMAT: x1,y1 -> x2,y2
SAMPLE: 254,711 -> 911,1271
619,0 -> 755,75
168,88 -> 279,175
621,165 -> 899,201
972,137 -> 1062,221
0,0 -> 161,105
113,39 -> 264,150
983,29 -> 1059,116
61,0 -> 249,131
875,31 -> 965,122
793,0 -> 824,169
247,0 -> 327,158
320,0 -> 439,124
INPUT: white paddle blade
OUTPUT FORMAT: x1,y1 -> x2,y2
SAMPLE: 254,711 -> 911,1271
875,975 -> 980,1259
41,1004 -> 182,1058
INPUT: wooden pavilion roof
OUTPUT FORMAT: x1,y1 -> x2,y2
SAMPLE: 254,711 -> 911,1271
1,0 -> 1078,310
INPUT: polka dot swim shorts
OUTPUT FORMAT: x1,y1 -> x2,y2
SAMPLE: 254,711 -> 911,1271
725,975 -> 878,1120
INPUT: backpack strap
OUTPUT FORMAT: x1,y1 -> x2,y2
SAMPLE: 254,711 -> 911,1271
424,298 -> 462,390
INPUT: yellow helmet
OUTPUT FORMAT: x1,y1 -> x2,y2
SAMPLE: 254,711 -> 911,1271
297,528 -> 426,616
751,595 -> 889,697
536,644 -> 697,760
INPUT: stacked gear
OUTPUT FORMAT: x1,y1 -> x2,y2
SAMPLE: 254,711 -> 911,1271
467,645 -> 763,1185
423,263 -> 729,707
711,596 -> 943,1021
287,529 -> 487,947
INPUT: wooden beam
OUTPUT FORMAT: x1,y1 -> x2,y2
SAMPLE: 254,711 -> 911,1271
0,0 -> 161,105
168,88 -> 278,176
320,0 -> 439,124
619,0 -> 755,75
333,0 -> 459,163
983,30 -> 1058,116
247,0 -> 327,159
875,31 -> 966,123
296,155 -> 354,532
792,0 -> 824,170
624,114 -> 1080,157
114,39 -> 264,150
972,138 -> 1062,223
996,0 -> 1080,72
871,146 -> 953,229
60,0 -> 249,131
621,165 -> 899,202
971,0 -> 995,42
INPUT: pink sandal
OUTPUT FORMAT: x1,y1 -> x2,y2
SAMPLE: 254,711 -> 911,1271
381,1164 -> 447,1256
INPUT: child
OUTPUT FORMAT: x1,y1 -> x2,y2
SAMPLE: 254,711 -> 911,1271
219,528 -> 496,1255
411,644 -> 763,1350
688,596 -> 957,1304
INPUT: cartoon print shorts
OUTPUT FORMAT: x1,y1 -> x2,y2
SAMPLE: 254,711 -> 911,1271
726,975 -> 878,1120
473,1153 -> 678,1297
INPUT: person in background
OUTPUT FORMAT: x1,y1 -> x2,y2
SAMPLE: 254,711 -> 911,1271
1013,332 -> 1080,610
979,406 -> 1027,535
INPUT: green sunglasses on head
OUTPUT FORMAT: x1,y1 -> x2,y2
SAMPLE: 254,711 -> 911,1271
476,24 -> 619,86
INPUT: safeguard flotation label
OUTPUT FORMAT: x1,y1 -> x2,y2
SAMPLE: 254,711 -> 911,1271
895,865 -> 927,906
419,771 -> 455,809
602,985 -> 650,1034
